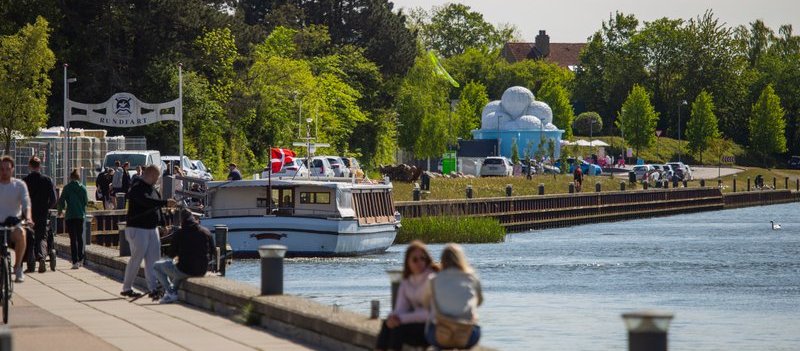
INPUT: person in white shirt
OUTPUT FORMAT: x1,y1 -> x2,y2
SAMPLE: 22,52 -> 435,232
0,156 -> 31,282
375,240 -> 439,351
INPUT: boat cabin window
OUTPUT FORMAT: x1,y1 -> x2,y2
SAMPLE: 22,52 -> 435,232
272,188 -> 294,208
299,191 -> 331,204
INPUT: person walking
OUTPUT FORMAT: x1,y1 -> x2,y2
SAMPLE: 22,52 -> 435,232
573,166 -> 583,192
96,167 -> 114,209
22,156 -> 57,273
425,244 -> 483,350
375,241 -> 439,351
227,163 -> 242,181
121,165 -> 176,297
0,156 -> 30,282
57,169 -> 88,269
153,208 -> 214,304
121,162 -> 131,193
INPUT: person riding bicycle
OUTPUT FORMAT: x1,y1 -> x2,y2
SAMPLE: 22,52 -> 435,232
0,156 -> 30,283
573,166 -> 583,192
22,156 -> 57,273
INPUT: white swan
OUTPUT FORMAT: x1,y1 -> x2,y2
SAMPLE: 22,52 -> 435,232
770,221 -> 781,230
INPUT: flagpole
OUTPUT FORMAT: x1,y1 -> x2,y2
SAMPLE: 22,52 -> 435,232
178,63 -> 184,167
268,146 -> 272,216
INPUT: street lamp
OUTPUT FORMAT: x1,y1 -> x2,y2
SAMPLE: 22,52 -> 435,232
62,63 -> 78,185
677,100 -> 687,162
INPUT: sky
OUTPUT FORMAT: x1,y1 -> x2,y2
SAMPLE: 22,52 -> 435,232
392,0 -> 799,43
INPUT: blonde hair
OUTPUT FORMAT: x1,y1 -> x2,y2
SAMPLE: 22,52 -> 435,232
440,243 -> 474,273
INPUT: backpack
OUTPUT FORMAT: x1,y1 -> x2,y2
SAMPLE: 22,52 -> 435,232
112,168 -> 124,189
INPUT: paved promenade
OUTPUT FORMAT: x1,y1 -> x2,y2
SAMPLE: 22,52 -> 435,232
9,255 -> 314,351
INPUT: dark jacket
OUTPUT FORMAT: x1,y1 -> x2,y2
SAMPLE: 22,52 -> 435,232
23,171 -> 56,219
167,219 -> 214,276
126,179 -> 167,229
122,171 -> 131,192
96,171 -> 112,196
227,169 -> 242,181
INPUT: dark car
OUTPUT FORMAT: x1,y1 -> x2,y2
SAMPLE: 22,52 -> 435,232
789,156 -> 800,169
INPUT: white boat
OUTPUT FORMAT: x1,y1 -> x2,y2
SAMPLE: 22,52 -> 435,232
196,177 -> 399,257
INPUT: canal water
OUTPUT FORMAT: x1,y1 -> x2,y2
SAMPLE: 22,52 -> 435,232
225,203 -> 800,350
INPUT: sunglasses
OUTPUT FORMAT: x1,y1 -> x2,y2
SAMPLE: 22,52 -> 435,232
409,255 -> 427,263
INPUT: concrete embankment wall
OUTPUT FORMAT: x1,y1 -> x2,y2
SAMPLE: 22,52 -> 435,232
54,238 -> 496,351
396,188 -> 799,231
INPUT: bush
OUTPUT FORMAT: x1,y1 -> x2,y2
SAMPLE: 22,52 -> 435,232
573,112 -> 603,136
396,216 -> 505,244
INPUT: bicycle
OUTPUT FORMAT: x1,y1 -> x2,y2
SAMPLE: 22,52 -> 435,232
0,219 -> 25,324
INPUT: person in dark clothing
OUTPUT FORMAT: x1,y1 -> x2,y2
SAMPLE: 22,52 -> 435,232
121,162 -> 131,193
22,156 -> 57,273
573,167 -> 583,192
153,208 -> 214,304
96,167 -> 114,209
227,163 -> 242,181
121,165 -> 176,297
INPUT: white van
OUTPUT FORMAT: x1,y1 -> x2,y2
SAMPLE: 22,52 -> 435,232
102,150 -> 162,177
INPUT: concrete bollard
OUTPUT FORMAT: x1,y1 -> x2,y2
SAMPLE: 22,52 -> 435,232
733,176 -> 737,192
643,182 -> 649,190
595,182 -> 601,192
672,178 -> 678,188
214,225 -> 229,276
387,269 -> 403,309
370,300 -> 380,319
620,181 -> 626,191
797,179 -> 799,192
0,326 -> 11,351
568,183 -> 575,193
538,183 -> 545,195
258,245 -> 287,295
622,310 -> 674,351
785,177 -> 789,189
747,177 -> 751,191
506,184 -> 513,197
84,214 -> 93,247
118,221 -> 130,257
466,185 -> 473,199
700,179 -> 705,187
773,177 -> 776,189
115,192 -> 126,209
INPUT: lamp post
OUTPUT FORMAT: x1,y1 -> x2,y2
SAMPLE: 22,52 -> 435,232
622,310 -> 674,351
678,100 -> 687,162
62,64 -> 77,185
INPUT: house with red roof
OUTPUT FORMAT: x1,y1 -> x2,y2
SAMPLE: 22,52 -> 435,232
500,30 -> 585,71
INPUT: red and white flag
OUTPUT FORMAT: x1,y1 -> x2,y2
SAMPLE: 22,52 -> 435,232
270,148 -> 296,173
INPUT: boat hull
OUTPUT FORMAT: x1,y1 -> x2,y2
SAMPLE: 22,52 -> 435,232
199,216 -> 397,257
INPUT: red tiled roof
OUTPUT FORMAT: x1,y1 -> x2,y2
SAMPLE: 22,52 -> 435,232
548,43 -> 586,68
501,42 -> 586,68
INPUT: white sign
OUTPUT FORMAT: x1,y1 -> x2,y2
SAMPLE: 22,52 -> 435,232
66,92 -> 181,127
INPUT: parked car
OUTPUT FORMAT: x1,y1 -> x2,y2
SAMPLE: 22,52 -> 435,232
320,156 -> 350,178
341,157 -> 365,178
162,155 -> 203,178
633,164 -> 660,181
262,158 -> 308,178
567,158 -> 602,176
302,157 -> 335,177
789,156 -> 800,169
653,164 -> 675,180
102,150 -> 162,177
190,159 -> 213,180
480,157 -> 513,177
667,162 -> 693,180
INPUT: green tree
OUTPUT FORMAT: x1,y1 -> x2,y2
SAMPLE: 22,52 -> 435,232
617,85 -> 659,158
417,3 -> 517,57
0,16 -> 55,153
453,81 -> 489,139
396,52 -> 451,158
510,138 -> 520,164
685,90 -> 719,163
537,81 -> 575,139
573,112 -> 603,136
749,84 -> 787,166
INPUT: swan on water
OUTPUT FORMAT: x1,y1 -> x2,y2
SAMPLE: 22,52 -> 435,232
770,221 -> 781,230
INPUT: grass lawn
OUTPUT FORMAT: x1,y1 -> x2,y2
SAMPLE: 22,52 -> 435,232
391,167 -> 800,201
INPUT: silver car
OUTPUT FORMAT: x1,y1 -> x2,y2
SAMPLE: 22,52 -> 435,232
480,157 -> 514,177
322,156 -> 351,178
302,157 -> 335,177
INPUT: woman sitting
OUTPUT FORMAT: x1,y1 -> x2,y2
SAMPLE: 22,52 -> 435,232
375,241 -> 439,351
425,243 -> 483,350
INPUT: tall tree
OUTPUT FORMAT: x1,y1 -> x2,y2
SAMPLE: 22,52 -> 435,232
573,112 -> 603,136
617,85 -> 659,158
685,90 -> 719,163
453,81 -> 489,139
396,51 -> 451,157
749,85 -> 787,166
537,81 -> 575,139
0,16 -> 55,153
416,3 -> 517,57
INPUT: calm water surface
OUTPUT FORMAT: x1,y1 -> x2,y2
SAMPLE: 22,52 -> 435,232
226,203 -> 800,350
